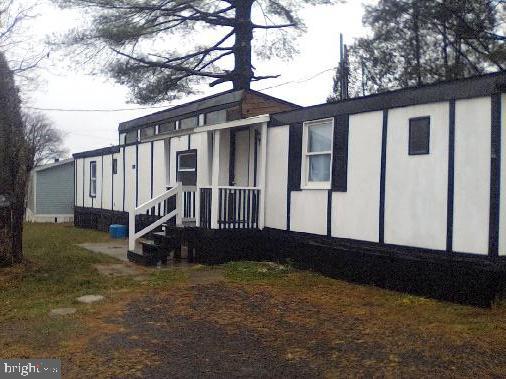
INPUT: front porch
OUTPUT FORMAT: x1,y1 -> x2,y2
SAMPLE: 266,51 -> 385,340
127,115 -> 269,264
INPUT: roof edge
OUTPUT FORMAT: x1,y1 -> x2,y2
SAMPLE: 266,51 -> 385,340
73,145 -> 120,159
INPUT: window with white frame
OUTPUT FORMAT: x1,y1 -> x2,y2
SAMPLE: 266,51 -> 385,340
302,118 -> 334,188
89,161 -> 97,197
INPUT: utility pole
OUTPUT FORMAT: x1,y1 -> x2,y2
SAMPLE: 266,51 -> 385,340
339,33 -> 349,100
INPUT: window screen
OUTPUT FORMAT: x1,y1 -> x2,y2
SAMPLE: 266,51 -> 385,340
206,109 -> 227,125
180,117 -> 198,130
409,117 -> 430,155
158,121 -> 176,134
125,130 -> 138,144
303,119 -> 333,185
178,152 -> 196,171
140,126 -> 155,140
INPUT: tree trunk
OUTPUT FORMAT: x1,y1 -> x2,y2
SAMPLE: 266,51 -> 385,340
442,0 -> 450,80
413,2 -> 423,86
232,0 -> 254,90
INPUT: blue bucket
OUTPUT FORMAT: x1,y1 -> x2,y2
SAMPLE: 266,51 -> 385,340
109,224 -> 128,239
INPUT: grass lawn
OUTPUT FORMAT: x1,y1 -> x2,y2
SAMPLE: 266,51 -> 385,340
1,223 -> 506,377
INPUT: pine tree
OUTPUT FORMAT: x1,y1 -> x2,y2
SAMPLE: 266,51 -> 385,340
0,52 -> 27,266
54,0 -> 343,104
330,0 -> 505,97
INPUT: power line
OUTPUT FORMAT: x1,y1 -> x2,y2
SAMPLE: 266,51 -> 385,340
24,66 -> 338,112
24,104 -> 171,112
257,66 -> 338,91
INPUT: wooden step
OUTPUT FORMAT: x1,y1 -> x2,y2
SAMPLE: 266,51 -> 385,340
127,250 -> 159,266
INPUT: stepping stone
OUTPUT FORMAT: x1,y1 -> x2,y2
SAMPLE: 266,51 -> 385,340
76,295 -> 104,304
49,308 -> 76,316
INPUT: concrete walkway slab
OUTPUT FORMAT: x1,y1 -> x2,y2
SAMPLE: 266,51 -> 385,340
78,240 -> 129,262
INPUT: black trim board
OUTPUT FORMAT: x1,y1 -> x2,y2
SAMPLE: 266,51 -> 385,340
150,141 -> 154,199
135,144 -> 139,207
447,100 -> 456,253
327,190 -> 332,237
489,93 -> 502,257
332,114 -> 349,192
287,123 -> 303,191
122,146 -> 126,212
379,110 -> 388,244
111,154 -> 115,211
271,71 -> 506,126
229,130 -> 236,186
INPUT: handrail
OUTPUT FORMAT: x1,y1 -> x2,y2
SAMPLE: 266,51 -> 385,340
129,182 -> 182,251
200,185 -> 261,191
136,185 -> 179,215
217,186 -> 261,190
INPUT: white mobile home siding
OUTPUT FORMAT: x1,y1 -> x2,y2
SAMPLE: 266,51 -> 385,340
384,102 -> 449,250
453,97 -> 491,255
500,94 -> 506,256
332,111 -> 382,242
265,125 -> 289,230
102,154 -> 112,210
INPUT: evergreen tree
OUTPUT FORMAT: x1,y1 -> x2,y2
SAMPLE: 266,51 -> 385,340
329,0 -> 505,98
54,0 -> 342,104
0,52 -> 27,266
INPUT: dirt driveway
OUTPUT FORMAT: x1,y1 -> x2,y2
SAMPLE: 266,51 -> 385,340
61,263 -> 506,378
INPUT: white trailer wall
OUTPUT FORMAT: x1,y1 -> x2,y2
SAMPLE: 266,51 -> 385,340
500,94 -> 506,256
332,111 -> 383,242
137,143 -> 152,206
264,125 -> 289,230
124,145 -> 136,212
102,154 -> 112,210
453,97 -> 491,255
112,151 -> 124,211
384,102 -> 449,250
153,140 -> 166,197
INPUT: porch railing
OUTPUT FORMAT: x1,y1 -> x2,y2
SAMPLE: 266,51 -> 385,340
199,187 -> 212,229
217,186 -> 260,229
129,183 -> 182,251
182,186 -> 196,222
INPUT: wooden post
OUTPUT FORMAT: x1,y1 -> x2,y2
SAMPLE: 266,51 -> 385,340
211,130 -> 221,229
195,187 -> 201,227
176,182 -> 183,226
258,122 -> 268,229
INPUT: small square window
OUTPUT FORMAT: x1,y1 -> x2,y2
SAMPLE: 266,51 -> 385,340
409,117 -> 430,155
112,159 -> 118,175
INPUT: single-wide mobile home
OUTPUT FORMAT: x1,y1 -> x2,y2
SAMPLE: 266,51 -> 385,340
73,74 -> 506,304
26,158 -> 75,223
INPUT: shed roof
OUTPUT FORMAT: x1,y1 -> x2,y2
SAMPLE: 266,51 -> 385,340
34,158 -> 74,172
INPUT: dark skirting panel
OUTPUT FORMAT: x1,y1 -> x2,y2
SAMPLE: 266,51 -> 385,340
191,228 -> 506,307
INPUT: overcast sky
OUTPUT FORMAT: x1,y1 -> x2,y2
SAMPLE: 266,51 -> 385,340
18,0 -> 374,155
